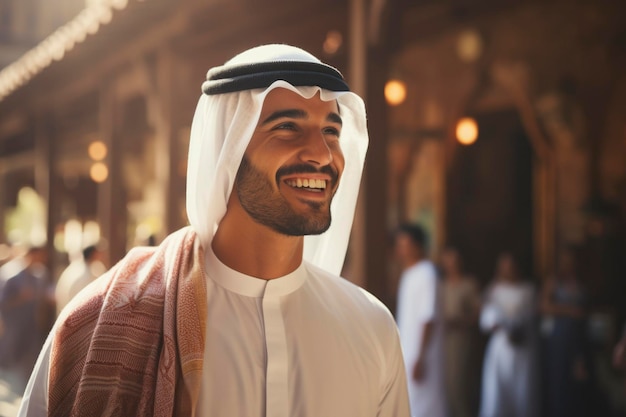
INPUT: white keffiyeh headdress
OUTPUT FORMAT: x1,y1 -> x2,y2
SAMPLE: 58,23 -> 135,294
186,44 -> 368,276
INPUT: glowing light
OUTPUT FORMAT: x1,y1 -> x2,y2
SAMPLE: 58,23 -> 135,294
456,117 -> 479,145
88,140 -> 107,161
90,162 -> 109,183
457,30 -> 483,63
92,4 -> 114,24
0,0 -> 138,102
323,30 -> 343,55
384,79 -> 407,106
51,46 -> 65,61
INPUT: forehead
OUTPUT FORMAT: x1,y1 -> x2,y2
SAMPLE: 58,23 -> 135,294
257,88 -> 340,121
395,233 -> 414,246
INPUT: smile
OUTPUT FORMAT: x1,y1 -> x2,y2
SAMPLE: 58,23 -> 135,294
285,178 -> 327,191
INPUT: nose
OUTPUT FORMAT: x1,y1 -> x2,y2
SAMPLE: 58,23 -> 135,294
299,131 -> 333,166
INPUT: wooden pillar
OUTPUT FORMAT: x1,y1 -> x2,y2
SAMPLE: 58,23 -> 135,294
364,44 -> 390,305
352,0 -> 400,308
98,83 -> 126,265
152,47 -> 183,238
139,46 -> 188,242
34,111 -> 58,279
167,63 -> 188,234
345,0 -> 384,296
343,0 -> 367,287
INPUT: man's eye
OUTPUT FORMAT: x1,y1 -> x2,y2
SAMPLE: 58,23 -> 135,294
324,127 -> 341,137
274,122 -> 297,131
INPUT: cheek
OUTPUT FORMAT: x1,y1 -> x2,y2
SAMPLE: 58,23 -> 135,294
246,148 -> 277,171
332,146 -> 346,173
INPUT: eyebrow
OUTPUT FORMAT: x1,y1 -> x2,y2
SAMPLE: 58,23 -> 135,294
327,112 -> 343,126
261,109 -> 343,126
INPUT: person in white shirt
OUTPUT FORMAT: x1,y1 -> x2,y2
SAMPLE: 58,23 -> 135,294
394,223 -> 447,417
54,244 -> 106,316
18,44 -> 410,417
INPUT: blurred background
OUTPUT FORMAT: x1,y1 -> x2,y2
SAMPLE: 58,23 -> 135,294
0,0 -> 625,416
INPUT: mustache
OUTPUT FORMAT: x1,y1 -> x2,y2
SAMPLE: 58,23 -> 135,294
275,164 -> 339,184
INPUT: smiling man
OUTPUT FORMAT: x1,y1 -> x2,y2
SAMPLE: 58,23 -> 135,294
228,89 -> 343,239
18,44 -> 410,417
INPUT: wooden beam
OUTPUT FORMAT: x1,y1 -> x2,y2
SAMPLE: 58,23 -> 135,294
22,9 -> 188,111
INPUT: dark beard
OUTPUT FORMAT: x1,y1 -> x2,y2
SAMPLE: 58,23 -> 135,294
235,156 -> 336,236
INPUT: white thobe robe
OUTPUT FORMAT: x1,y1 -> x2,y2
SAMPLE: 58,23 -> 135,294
479,281 -> 538,417
18,247 -> 410,417
55,259 -> 105,315
396,260 -> 446,417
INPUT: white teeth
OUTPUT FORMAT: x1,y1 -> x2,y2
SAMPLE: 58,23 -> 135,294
286,179 -> 327,190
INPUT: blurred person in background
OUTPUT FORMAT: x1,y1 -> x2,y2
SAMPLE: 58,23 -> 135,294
439,247 -> 481,417
0,244 -> 29,292
540,246 -> 593,417
55,244 -> 106,316
479,252 -> 539,417
395,223 -> 446,417
0,246 -> 50,391
0,243 -> 27,364
0,243 -> 14,270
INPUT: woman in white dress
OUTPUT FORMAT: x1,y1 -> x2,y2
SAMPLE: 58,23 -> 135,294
479,252 -> 539,417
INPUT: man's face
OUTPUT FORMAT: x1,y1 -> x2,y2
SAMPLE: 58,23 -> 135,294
496,253 -> 516,281
235,88 -> 345,236
440,249 -> 459,274
394,233 -> 421,263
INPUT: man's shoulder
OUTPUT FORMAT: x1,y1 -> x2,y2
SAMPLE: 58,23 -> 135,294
303,264 -> 401,354
304,261 -> 367,295
304,262 -> 394,320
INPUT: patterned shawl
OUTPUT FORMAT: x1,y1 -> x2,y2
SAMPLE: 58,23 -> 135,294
48,227 -> 206,417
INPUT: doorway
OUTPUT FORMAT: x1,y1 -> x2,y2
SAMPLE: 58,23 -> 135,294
445,109 -> 534,285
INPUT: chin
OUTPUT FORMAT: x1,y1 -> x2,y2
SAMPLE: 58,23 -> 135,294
269,214 -> 332,237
